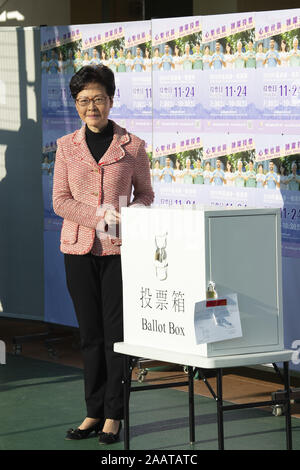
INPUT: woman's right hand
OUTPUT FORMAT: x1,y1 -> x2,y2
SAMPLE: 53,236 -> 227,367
104,208 -> 121,226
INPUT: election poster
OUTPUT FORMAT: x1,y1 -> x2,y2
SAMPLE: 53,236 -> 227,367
255,9 -> 300,133
201,12 -> 259,132
152,15 -> 202,134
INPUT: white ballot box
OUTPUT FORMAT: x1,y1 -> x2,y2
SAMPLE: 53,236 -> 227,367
120,206 -> 284,357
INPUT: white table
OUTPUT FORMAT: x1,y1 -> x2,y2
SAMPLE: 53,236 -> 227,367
114,342 -> 294,450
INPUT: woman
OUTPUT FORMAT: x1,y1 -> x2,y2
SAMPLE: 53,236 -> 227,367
202,45 -> 212,70
152,47 -> 162,71
173,45 -> 183,70
256,42 -> 265,69
144,48 -> 152,72
108,48 -> 117,72
151,159 -> 161,183
224,43 -> 234,69
203,160 -> 212,184
224,160 -> 234,186
53,65 -> 154,444
82,51 -> 90,66
41,52 -> 49,74
256,163 -> 266,188
174,159 -> 183,183
74,50 -> 83,72
65,49 -> 75,74
279,165 -> 288,189
101,49 -> 108,67
279,40 -> 289,67
57,50 -> 65,73
125,49 -> 133,72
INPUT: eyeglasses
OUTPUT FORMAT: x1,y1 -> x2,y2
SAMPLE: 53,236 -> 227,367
76,96 -> 108,107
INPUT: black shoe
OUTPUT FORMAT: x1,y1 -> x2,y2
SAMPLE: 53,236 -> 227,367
65,419 -> 105,440
98,421 -> 122,445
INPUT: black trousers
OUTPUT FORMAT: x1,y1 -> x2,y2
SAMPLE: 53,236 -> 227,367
64,253 -> 124,419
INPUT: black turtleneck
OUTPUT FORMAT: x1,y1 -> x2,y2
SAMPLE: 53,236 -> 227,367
85,120 -> 114,163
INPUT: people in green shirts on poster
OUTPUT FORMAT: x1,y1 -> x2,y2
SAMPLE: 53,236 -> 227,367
234,41 -> 245,69
182,44 -> 193,70
89,48 -> 101,66
48,49 -> 59,74
152,47 -> 162,71
264,38 -> 280,67
117,47 -> 126,72
265,161 -> 280,189
225,160 -> 235,186
203,160 -> 212,184
133,46 -> 145,72
211,159 -> 225,186
192,43 -> 203,70
58,50 -> 66,74
289,37 -> 300,67
245,40 -> 256,69
203,45 -> 212,70
73,50 -> 83,72
256,42 -> 265,69
108,48 -> 117,72
287,162 -> 300,190
279,40 -> 290,68
161,44 -> 174,71
174,159 -> 183,183
152,160 -> 162,183
101,50 -> 108,67
245,160 -> 257,187
183,158 -> 194,183
144,48 -> 152,72
234,160 -> 245,187
125,50 -> 133,72
279,165 -> 289,189
193,159 -> 204,184
211,42 -> 225,69
160,157 -> 175,183
173,44 -> 183,70
256,163 -> 266,188
224,43 -> 234,69
41,52 -> 49,74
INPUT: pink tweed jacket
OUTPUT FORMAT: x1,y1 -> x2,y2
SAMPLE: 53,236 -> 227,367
52,120 -> 154,256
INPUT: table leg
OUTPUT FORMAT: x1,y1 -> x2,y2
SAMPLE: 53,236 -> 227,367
123,355 -> 131,450
216,368 -> 224,450
188,366 -> 195,444
283,361 -> 292,450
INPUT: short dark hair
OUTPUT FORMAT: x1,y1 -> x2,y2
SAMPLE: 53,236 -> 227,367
69,65 -> 115,99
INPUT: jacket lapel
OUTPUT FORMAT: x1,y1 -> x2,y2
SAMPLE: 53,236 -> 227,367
71,120 -> 130,168
99,121 -> 131,166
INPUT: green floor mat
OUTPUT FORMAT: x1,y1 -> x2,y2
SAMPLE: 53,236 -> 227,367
0,354 -> 299,450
